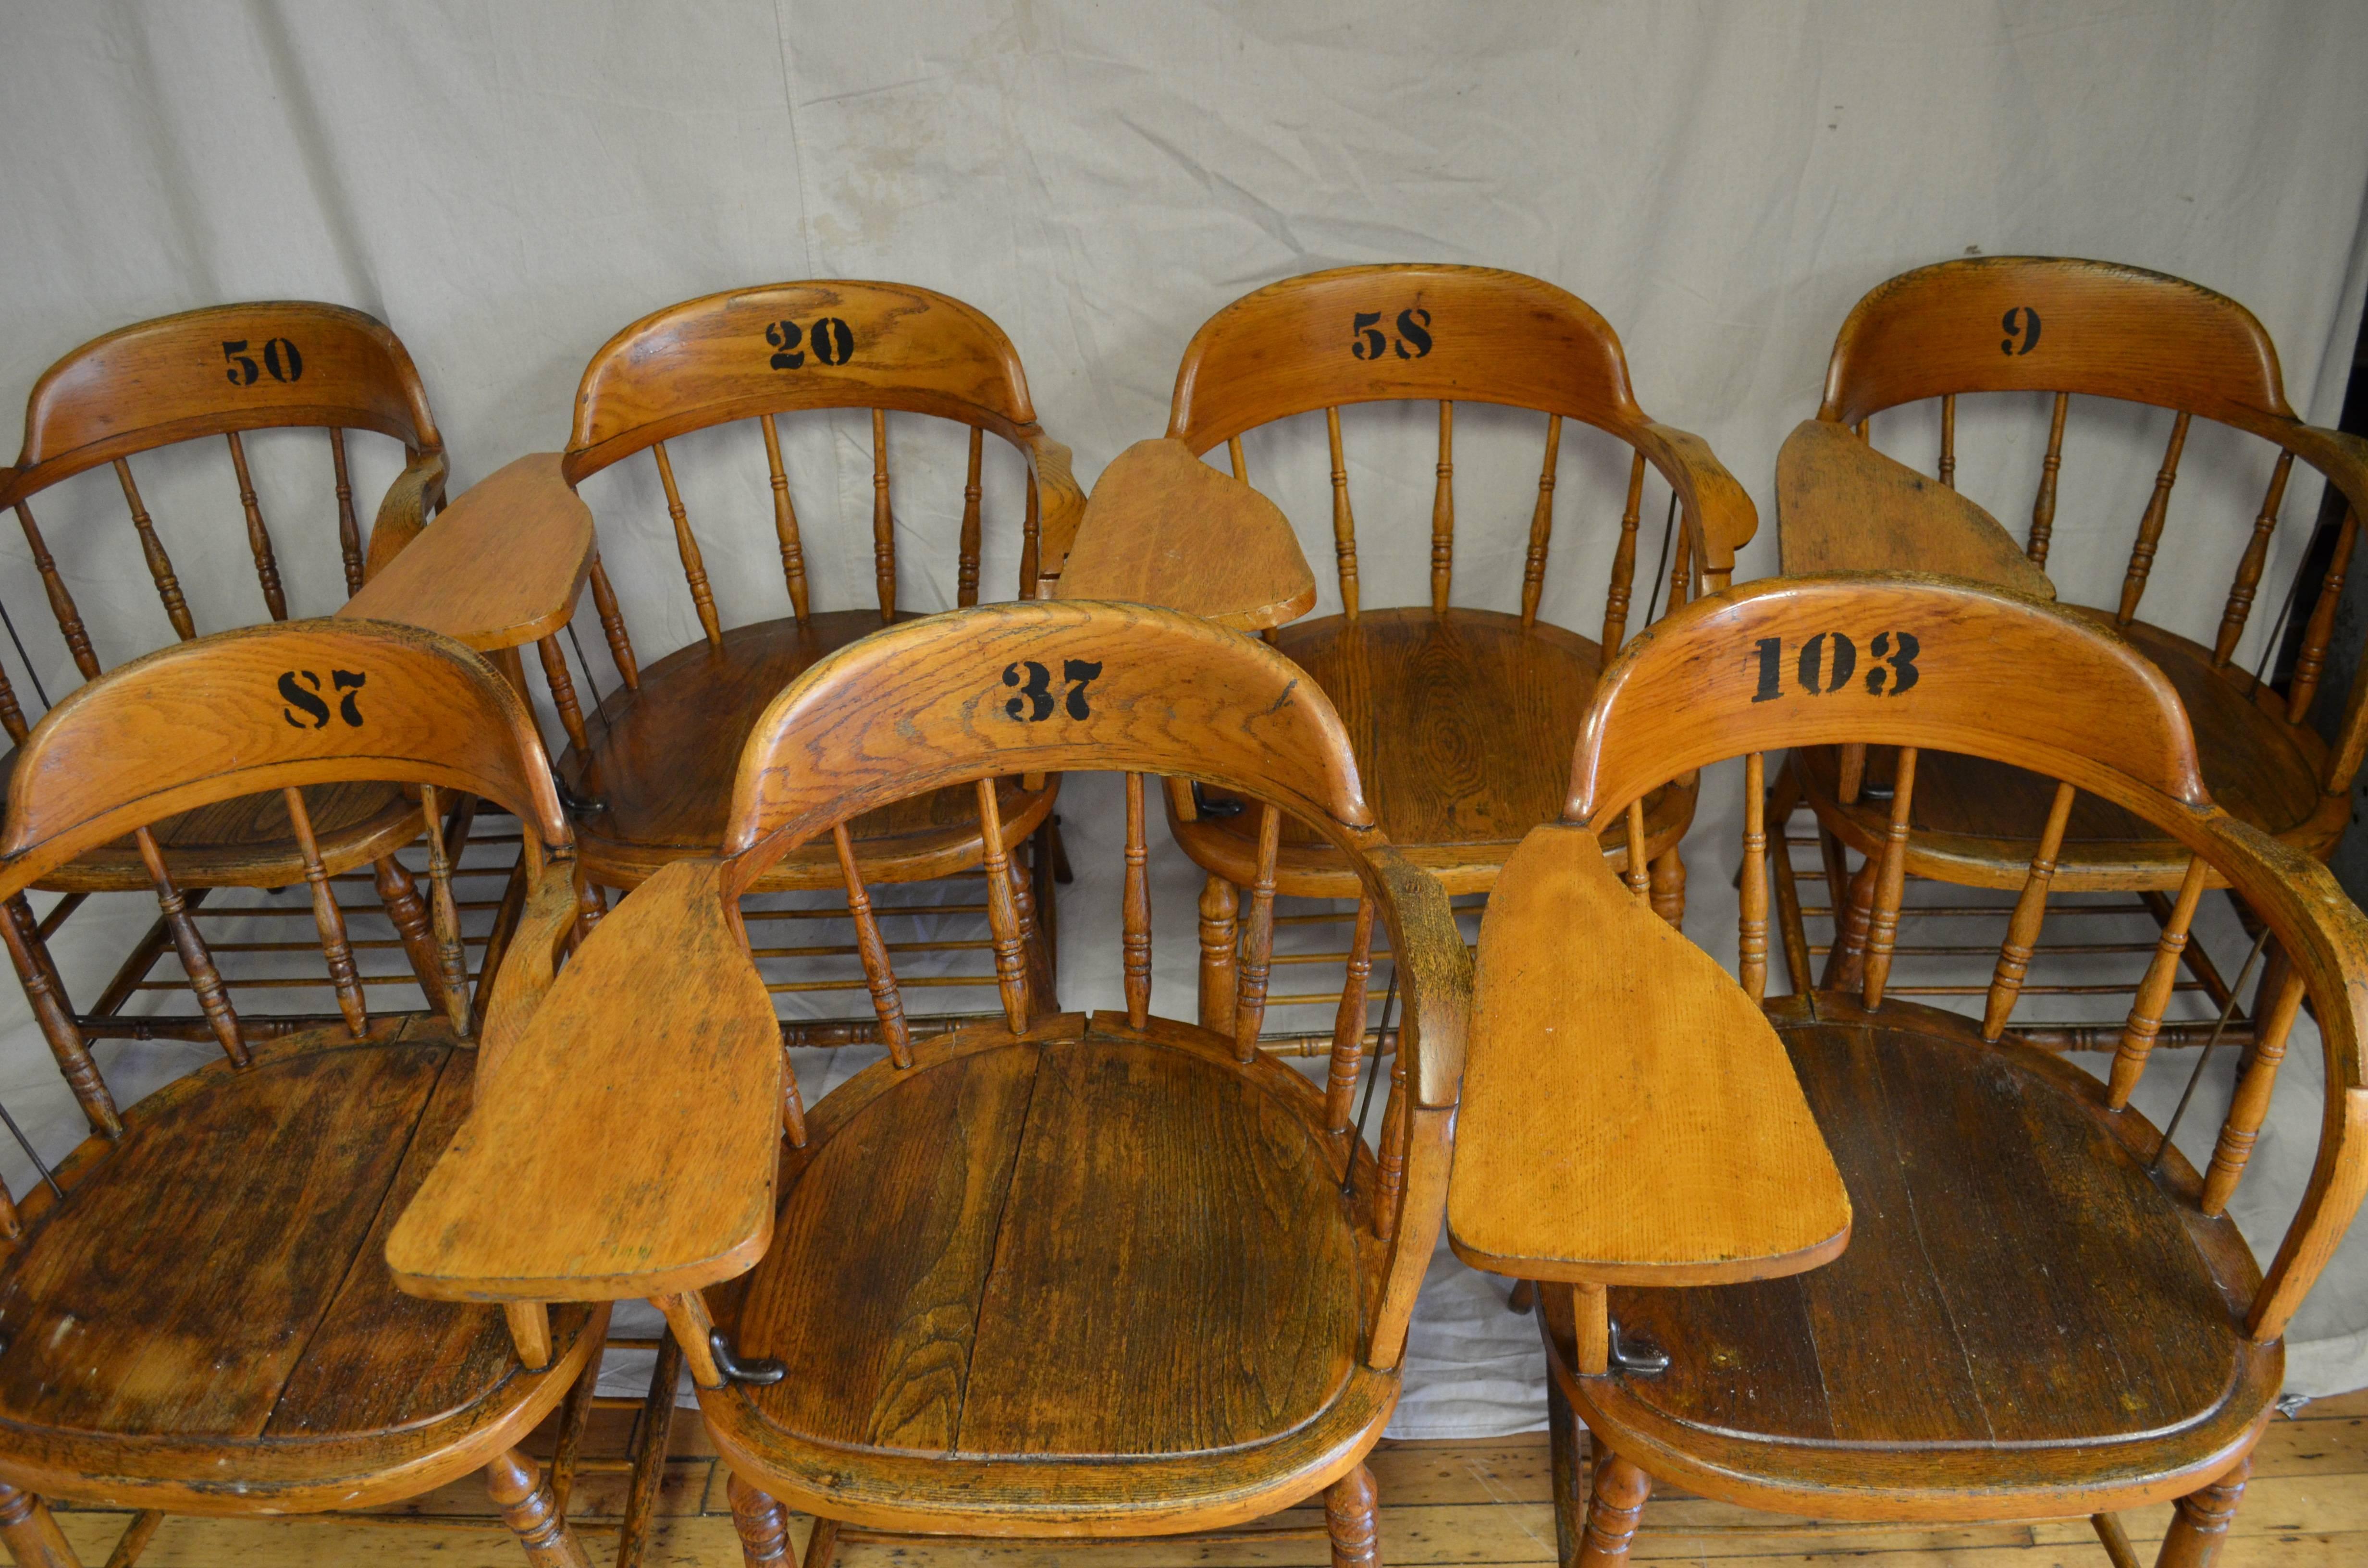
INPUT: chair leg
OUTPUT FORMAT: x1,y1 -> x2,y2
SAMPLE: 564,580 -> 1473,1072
545,1355 -> 599,1520
0,1484 -> 81,1568
726,1473 -> 796,1567
1547,1374 -> 1587,1568
1647,845 -> 1686,928
1577,1450 -> 1652,1567
482,1449 -> 591,1568
100,1511 -> 161,1568
375,855 -> 448,1017
2155,1456 -> 2249,1568
1197,873 -> 1238,1030
617,1328 -> 683,1568
1823,858 -> 1877,992
1323,1462 -> 1379,1568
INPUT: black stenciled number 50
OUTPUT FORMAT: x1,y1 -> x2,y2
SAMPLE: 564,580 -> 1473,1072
1750,632 -> 1918,701
2000,306 -> 2042,356
278,669 -> 367,729
222,338 -> 304,387
1350,308 -> 1433,361
765,317 -> 855,370
1003,658 -> 1102,721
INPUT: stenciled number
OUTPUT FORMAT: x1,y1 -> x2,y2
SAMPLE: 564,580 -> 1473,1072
278,668 -> 368,729
1750,632 -> 1918,701
765,316 -> 855,370
222,337 -> 303,387
1350,307 -> 1433,361
1001,658 -> 1102,721
2000,306 -> 2042,356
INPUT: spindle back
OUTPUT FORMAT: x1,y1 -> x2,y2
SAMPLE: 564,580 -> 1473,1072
0,302 -> 446,705
1567,573 -> 2368,1346
1165,264 -> 1755,626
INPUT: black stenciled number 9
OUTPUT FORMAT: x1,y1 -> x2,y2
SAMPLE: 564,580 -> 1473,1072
2001,306 -> 2042,357
810,317 -> 854,365
1865,631 -> 1919,696
1003,660 -> 1054,721
766,320 -> 804,369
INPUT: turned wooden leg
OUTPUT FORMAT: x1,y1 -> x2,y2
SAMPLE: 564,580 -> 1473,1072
2155,1456 -> 2249,1568
546,1357 -> 598,1520
1508,1278 -> 1537,1313
482,1449 -> 590,1568
1324,1462 -> 1380,1568
0,1484 -> 80,1568
1547,1374 -> 1587,1568
1647,845 -> 1686,928
726,1473 -> 796,1567
375,855 -> 447,1017
1822,859 -> 1877,992
1198,873 -> 1238,1030
1577,1451 -> 1652,1567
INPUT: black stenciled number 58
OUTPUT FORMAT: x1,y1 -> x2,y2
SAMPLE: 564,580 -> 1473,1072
1350,308 -> 1433,361
1003,659 -> 1102,721
278,669 -> 367,729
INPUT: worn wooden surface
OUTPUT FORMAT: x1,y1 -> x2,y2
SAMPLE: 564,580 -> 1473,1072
339,453 -> 594,651
1448,822 -> 1849,1286
1774,418 -> 2055,597
1056,438 -> 1317,630
37,1390 -> 2368,1564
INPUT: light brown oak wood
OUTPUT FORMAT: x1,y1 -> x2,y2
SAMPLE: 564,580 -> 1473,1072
1775,419 -> 2054,598
1055,438 -> 1317,631
1447,821 -> 1849,1287
340,453 -> 595,651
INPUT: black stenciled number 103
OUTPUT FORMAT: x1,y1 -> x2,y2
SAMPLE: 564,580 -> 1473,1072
1751,631 -> 1919,701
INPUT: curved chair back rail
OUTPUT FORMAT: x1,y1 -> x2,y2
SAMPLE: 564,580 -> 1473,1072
1570,574 -> 2368,1348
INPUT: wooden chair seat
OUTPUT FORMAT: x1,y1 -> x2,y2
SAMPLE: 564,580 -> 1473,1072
559,610 -> 1058,893
1560,993 -> 2274,1520
0,767 -> 421,893
1169,608 -> 1694,897
698,1008 -> 1399,1533
0,1024 -> 600,1510
1799,610 -> 2343,890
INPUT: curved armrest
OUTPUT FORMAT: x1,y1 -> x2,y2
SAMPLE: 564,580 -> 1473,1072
1630,420 -> 1758,591
1024,433 -> 1087,597
386,858 -> 782,1303
1446,822 -> 1850,1287
476,858 -> 585,1080
1055,438 -> 1318,631
341,453 -> 593,652
1776,420 -> 2056,599
361,448 -> 450,580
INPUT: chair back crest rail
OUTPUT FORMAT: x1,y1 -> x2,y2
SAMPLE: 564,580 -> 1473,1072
0,302 -> 446,718
1818,255 -> 2368,797
1164,263 -> 1755,625
1568,574 -> 2368,1347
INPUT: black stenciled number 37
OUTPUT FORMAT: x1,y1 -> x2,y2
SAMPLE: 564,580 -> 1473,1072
1351,308 -> 1433,361
1003,659 -> 1102,721
1750,632 -> 1918,701
766,317 -> 855,369
279,669 -> 368,729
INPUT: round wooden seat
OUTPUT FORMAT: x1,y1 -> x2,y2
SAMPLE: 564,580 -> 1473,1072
1800,612 -> 2343,891
1561,995 -> 2275,1520
700,1009 -> 1399,1534
0,1027 -> 600,1511
0,772 -> 421,894
559,610 -> 1058,894
1169,607 -> 1694,897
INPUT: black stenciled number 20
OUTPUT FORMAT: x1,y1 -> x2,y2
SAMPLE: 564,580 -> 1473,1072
1003,658 -> 1103,721
222,337 -> 304,387
278,668 -> 368,730
766,317 -> 855,370
2000,306 -> 2042,356
1749,632 -> 1918,701
1350,308 -> 1433,361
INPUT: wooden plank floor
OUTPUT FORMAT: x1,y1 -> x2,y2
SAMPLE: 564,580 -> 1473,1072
46,1389 -> 2368,1565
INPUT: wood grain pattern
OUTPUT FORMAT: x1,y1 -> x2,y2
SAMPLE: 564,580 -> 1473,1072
1447,822 -> 1848,1285
1054,439 -> 1317,631
339,453 -> 595,652
1775,420 -> 2054,598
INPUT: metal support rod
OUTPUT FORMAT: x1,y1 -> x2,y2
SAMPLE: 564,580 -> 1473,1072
2151,925 -> 2273,1172
1341,963 -> 1399,1197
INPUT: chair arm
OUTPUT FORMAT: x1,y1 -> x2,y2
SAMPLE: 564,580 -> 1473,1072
1024,433 -> 1087,598
1775,419 -> 2055,599
341,453 -> 594,653
1446,822 -> 1850,1288
1054,438 -> 1318,631
475,857 -> 585,1082
385,858 -> 782,1303
1630,420 -> 1758,591
361,448 -> 449,580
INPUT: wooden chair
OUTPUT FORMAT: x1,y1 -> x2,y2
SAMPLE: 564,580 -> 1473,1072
387,600 -> 1473,1568
1789,258 -> 2368,1042
493,280 -> 1085,1044
0,618 -> 604,1568
1158,263 -> 1754,1064
0,301 -> 461,1049
1447,575 -> 2368,1568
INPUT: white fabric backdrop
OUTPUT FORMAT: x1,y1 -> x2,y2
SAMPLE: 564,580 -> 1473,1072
2,0 -> 2368,1432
